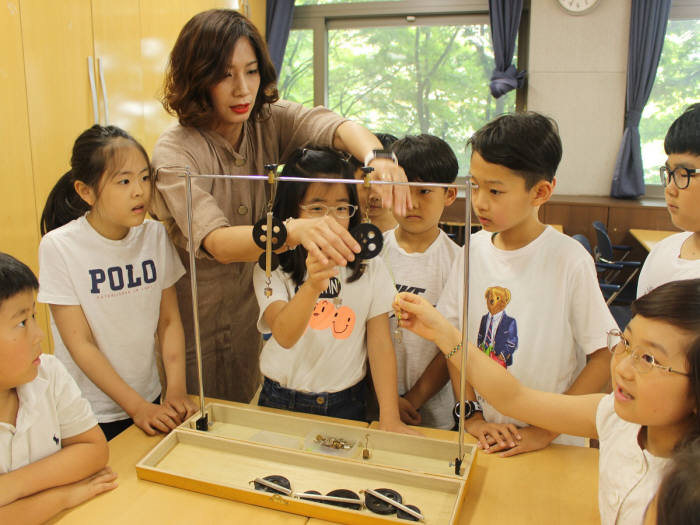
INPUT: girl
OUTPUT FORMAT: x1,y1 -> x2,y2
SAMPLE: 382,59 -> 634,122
38,125 -> 197,440
253,149 -> 412,433
394,279 -> 700,525
637,103 -> 700,296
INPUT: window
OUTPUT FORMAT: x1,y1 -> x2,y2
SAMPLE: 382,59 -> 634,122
279,1 -> 523,176
641,11 -> 699,193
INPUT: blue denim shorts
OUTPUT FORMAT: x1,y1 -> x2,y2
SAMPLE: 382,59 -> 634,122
258,376 -> 367,422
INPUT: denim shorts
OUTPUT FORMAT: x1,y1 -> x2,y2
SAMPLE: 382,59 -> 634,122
258,376 -> 367,422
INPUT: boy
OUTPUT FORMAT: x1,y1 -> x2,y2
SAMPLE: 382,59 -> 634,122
637,103 -> 700,297
382,134 -> 459,429
0,252 -> 116,523
351,132 -> 400,233
438,112 -> 616,454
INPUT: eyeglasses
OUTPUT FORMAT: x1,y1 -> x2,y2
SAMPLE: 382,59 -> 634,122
659,166 -> 698,190
606,329 -> 689,376
299,203 -> 358,219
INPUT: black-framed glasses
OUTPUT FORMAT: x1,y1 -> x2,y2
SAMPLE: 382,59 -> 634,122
299,203 -> 358,219
606,329 -> 689,376
659,166 -> 698,190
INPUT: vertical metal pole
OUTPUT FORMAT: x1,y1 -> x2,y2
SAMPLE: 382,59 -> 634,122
455,178 -> 472,475
185,167 -> 208,430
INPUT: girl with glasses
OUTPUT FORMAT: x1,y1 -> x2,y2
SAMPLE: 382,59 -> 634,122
393,278 -> 700,525
638,103 -> 700,297
252,149 -> 414,434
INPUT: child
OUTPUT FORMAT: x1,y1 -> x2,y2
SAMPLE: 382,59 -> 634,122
644,437 -> 700,525
437,112 -> 616,453
394,278 -> 700,525
382,134 -> 459,429
253,148 -> 412,433
38,125 -> 197,441
637,103 -> 700,297
351,133 -> 400,233
0,252 -> 117,523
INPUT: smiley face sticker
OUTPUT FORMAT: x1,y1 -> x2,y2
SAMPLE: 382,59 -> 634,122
331,306 -> 356,340
309,300 -> 336,330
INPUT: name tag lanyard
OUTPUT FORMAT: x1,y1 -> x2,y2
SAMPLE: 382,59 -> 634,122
167,167 -> 472,474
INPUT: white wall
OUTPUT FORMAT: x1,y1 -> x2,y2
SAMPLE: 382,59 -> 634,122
527,0 -> 631,196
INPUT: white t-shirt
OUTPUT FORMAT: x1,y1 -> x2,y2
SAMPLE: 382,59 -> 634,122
254,258 -> 396,393
382,229 -> 460,429
596,394 -> 668,525
0,355 -> 97,473
637,231 -> 700,297
437,227 -> 616,445
38,216 -> 185,422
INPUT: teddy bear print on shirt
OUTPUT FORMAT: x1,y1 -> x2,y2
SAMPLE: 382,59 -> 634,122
477,286 -> 519,368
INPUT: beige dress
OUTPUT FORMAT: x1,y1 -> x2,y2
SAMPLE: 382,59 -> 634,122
150,100 -> 347,402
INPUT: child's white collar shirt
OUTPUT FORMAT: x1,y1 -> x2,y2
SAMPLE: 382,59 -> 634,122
0,354 -> 97,473
596,393 -> 669,525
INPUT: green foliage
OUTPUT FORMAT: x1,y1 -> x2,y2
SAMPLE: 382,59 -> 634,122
279,23 -> 517,175
640,19 -> 700,185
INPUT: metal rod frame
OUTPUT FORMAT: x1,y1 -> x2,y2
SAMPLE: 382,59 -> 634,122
179,168 -> 471,473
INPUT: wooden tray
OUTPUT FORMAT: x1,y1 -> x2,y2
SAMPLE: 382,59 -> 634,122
178,402 -> 474,478
136,429 -> 468,524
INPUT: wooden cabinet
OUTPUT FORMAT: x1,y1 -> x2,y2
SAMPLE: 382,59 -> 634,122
1,0 -> 264,353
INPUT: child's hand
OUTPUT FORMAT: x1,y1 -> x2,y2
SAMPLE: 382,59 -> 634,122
497,426 -> 558,457
393,292 -> 448,343
377,418 -> 422,436
305,251 -> 339,294
163,393 -> 198,423
60,467 -> 118,510
465,417 -> 522,451
398,397 -> 422,426
131,400 -> 180,435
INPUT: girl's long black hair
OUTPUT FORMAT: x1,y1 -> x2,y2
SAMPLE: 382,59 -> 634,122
633,278 -> 700,446
40,125 -> 150,235
275,148 -> 363,287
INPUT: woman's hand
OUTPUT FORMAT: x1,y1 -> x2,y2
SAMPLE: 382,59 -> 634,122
305,251 -> 339,294
367,158 -> 412,216
393,292 -> 449,344
286,217 -> 360,266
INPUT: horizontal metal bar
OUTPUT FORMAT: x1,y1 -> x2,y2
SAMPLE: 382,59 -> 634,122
166,171 -> 470,190
294,492 -> 364,506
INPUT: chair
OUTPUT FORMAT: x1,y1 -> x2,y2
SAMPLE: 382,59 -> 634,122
590,223 -> 642,305
572,234 -> 623,299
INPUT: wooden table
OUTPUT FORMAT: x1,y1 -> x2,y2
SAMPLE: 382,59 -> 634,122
50,402 -> 599,525
630,229 -> 677,252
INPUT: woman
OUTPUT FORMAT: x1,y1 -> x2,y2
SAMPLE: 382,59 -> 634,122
150,9 -> 409,402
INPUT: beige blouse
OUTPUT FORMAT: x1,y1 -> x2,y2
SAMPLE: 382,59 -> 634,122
149,100 -> 347,402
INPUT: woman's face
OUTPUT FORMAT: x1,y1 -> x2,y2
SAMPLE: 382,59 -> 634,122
209,36 -> 261,138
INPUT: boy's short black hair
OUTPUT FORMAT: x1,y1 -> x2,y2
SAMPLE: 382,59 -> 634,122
467,112 -> 562,189
0,252 -> 39,305
665,103 -> 700,157
391,134 -> 459,184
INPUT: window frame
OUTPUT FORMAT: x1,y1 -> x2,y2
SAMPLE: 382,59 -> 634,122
288,0 -> 527,110
644,0 -> 700,198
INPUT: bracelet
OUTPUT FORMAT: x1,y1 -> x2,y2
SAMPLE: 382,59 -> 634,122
446,341 -> 462,360
283,218 -> 298,252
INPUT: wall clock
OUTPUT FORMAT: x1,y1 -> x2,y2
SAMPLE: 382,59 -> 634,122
557,0 -> 601,15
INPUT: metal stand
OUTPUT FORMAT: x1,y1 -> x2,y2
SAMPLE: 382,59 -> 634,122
179,170 -> 473,463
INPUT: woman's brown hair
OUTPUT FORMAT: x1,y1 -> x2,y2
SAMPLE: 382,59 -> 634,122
162,9 -> 279,128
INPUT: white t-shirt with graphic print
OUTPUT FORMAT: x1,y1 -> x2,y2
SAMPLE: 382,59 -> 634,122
637,231 -> 700,297
38,216 -> 185,423
437,227 -> 616,445
254,258 -> 396,393
382,228 -> 460,429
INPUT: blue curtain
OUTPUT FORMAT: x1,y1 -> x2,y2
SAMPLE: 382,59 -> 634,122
266,0 -> 295,75
488,0 -> 526,98
611,0 -> 671,198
